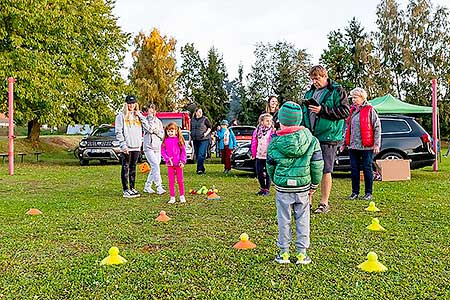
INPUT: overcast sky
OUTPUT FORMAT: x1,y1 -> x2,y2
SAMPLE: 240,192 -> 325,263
113,0 -> 448,79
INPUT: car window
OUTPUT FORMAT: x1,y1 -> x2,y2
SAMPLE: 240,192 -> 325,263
161,118 -> 183,128
381,119 -> 412,134
231,127 -> 254,136
182,132 -> 190,141
92,127 -> 115,137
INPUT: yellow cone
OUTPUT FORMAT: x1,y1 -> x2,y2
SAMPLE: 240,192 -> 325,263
100,247 -> 127,265
358,252 -> 387,272
367,218 -> 386,231
365,201 -> 380,212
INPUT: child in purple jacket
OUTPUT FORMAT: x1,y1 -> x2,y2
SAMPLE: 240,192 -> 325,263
161,122 -> 187,204
251,113 -> 275,196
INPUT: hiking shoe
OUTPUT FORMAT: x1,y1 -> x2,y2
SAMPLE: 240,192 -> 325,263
179,195 -> 186,203
168,197 -> 176,204
296,252 -> 312,265
363,193 -> 373,201
143,186 -> 155,194
130,188 -> 140,197
348,193 -> 359,200
196,170 -> 204,175
123,190 -> 137,198
314,203 -> 330,213
156,186 -> 166,195
274,252 -> 291,264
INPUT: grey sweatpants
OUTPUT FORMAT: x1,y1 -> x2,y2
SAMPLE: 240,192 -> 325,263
276,191 -> 310,253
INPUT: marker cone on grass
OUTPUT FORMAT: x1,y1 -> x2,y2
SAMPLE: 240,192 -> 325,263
367,218 -> 386,231
155,211 -> 171,222
207,192 -> 220,200
26,208 -> 42,215
100,247 -> 127,265
357,252 -> 387,272
365,201 -> 380,212
233,233 -> 256,250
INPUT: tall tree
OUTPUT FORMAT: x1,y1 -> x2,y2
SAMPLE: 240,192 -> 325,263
225,64 -> 245,122
129,28 -> 178,111
178,43 -> 203,104
0,0 -> 128,142
246,41 -> 311,125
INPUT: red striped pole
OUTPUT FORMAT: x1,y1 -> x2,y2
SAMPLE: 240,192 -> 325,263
8,77 -> 15,176
431,78 -> 438,172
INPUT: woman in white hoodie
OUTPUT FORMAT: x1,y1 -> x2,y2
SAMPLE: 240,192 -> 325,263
115,95 -> 149,198
143,103 -> 166,194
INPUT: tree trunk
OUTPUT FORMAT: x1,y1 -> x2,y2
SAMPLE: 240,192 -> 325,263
27,119 -> 41,144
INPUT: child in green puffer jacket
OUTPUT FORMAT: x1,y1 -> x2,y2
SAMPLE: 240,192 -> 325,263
267,101 -> 324,265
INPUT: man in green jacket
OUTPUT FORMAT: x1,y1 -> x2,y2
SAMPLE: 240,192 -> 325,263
302,65 -> 350,213
267,101 -> 324,264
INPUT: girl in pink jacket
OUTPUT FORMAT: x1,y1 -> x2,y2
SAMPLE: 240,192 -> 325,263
251,113 -> 275,196
161,122 -> 187,204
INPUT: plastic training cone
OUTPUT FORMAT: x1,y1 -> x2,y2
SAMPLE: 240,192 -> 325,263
26,208 -> 42,215
207,192 -> 220,200
357,252 -> 388,272
233,233 -> 256,250
100,247 -> 127,265
367,218 -> 386,231
155,210 -> 171,222
365,201 -> 380,212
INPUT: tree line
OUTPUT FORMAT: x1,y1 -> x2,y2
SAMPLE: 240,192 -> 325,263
1,0 -> 449,142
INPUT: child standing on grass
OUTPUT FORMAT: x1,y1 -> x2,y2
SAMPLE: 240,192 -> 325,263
217,120 -> 237,174
161,122 -> 187,204
251,113 -> 275,196
267,101 -> 324,264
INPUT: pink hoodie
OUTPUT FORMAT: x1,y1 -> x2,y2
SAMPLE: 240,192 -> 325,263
250,127 -> 275,159
161,136 -> 187,166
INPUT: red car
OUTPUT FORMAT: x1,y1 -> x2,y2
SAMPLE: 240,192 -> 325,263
230,125 -> 256,146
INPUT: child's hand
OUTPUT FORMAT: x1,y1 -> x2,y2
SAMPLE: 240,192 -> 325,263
179,163 -> 185,168
168,157 -> 173,166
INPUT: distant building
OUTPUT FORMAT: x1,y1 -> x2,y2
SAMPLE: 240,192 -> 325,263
0,113 -> 14,136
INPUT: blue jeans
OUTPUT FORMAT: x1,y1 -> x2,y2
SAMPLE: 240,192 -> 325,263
276,191 -> 310,253
193,139 -> 209,173
349,149 -> 374,195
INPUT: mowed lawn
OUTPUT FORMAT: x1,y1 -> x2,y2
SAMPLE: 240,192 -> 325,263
0,149 -> 449,299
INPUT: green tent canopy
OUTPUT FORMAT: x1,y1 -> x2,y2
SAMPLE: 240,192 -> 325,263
368,94 -> 432,114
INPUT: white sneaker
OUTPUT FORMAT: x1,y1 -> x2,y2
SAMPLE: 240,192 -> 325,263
156,186 -> 166,195
179,195 -> 186,203
123,190 -> 137,198
168,197 -> 176,204
143,186 -> 155,194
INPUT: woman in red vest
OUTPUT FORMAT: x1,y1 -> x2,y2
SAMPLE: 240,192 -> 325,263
342,88 -> 381,201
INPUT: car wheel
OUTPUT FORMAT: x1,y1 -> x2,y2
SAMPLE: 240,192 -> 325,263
80,159 -> 89,166
379,151 -> 403,160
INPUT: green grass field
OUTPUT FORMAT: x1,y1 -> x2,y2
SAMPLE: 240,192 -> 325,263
0,140 -> 449,299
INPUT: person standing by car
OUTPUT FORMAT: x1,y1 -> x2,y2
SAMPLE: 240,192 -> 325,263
251,113 -> 275,196
343,88 -> 381,201
217,120 -> 237,174
302,65 -> 350,213
190,107 -> 212,174
266,95 -> 280,130
142,103 -> 166,195
115,95 -> 150,198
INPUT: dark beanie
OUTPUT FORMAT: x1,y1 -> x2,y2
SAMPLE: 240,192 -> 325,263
125,95 -> 137,104
278,101 -> 303,126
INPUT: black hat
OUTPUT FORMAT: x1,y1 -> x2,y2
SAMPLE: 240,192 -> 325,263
125,95 -> 137,104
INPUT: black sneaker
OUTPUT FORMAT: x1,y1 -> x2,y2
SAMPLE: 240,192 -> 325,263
363,193 -> 373,201
348,193 -> 359,200
123,190 -> 137,198
196,170 -> 204,175
130,188 -> 141,197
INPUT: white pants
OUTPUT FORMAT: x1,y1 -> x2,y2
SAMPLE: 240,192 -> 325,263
144,149 -> 163,188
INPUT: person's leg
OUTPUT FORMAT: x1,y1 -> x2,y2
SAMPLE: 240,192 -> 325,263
120,152 -> 130,191
151,150 -> 164,189
276,192 -> 293,253
349,149 -> 361,196
167,166 -> 176,197
128,151 -> 139,190
197,140 -> 208,173
224,145 -> 232,171
261,159 -> 271,190
175,166 -> 185,196
293,192 -> 310,253
143,149 -> 154,190
362,150 -> 374,195
255,159 -> 265,190
319,143 -> 337,207
193,140 -> 200,162
221,148 -> 226,171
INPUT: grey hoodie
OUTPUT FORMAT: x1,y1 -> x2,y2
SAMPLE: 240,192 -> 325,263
115,112 -> 150,152
143,115 -> 164,151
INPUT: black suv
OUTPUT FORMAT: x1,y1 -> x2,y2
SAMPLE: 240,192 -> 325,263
76,124 -> 121,165
231,115 -> 435,173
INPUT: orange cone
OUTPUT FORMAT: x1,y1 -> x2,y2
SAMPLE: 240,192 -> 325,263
26,208 -> 42,215
233,233 -> 256,250
155,210 -> 171,222
207,192 -> 220,200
